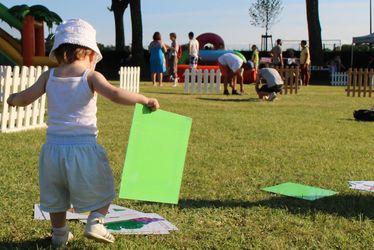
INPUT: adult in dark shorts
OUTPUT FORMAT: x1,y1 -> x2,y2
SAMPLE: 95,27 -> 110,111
255,64 -> 284,101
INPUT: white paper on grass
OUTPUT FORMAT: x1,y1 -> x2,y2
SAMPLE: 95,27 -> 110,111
34,204 -> 141,220
97,213 -> 178,235
34,204 -> 178,235
349,181 -> 374,192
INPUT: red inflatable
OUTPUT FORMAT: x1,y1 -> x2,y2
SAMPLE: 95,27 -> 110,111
196,33 -> 225,50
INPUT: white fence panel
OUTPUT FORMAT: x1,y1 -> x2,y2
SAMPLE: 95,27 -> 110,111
119,66 -> 140,93
0,65 -> 48,133
331,72 -> 348,86
184,69 -> 221,94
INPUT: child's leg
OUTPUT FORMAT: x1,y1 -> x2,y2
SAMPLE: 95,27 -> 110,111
50,211 -> 67,228
50,211 -> 74,247
84,204 -> 115,243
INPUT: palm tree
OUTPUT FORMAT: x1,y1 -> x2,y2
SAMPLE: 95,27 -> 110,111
109,0 -> 130,51
306,0 -> 323,66
130,0 -> 144,66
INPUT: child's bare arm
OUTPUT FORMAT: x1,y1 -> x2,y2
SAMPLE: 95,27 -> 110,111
7,71 -> 48,107
89,71 -> 160,111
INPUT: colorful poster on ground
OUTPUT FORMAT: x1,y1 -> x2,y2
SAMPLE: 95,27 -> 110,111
119,104 -> 192,204
34,204 -> 139,220
349,181 -> 374,192
102,213 -> 178,235
261,182 -> 338,201
34,204 -> 178,235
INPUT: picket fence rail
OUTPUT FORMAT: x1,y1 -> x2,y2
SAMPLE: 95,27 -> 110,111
346,68 -> 374,97
330,72 -> 348,86
0,65 -> 48,133
184,69 -> 221,94
119,66 -> 140,93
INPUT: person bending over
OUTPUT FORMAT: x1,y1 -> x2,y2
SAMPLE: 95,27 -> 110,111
218,53 -> 253,95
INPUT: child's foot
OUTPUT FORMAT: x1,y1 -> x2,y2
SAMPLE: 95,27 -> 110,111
223,89 -> 230,95
51,225 -> 74,247
84,212 -> 115,243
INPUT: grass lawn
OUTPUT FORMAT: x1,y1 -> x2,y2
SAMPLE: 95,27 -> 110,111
2,83 -> 374,249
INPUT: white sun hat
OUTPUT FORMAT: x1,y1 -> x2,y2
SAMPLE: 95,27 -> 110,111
49,19 -> 103,63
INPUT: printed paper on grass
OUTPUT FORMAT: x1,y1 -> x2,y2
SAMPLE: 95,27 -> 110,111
119,104 -> 192,204
262,182 -> 338,201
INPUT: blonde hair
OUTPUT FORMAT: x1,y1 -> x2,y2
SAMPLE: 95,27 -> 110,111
53,43 -> 93,64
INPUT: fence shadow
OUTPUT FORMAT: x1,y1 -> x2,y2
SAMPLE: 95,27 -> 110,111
197,97 -> 259,102
179,193 -> 374,220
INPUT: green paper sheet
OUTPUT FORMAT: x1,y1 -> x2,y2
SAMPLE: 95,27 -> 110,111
261,182 -> 338,201
119,104 -> 192,204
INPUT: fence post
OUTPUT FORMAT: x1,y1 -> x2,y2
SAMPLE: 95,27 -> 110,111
215,70 -> 221,93
184,69 -> 190,93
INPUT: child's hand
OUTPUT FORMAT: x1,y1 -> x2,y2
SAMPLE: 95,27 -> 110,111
7,94 -> 16,107
146,98 -> 160,112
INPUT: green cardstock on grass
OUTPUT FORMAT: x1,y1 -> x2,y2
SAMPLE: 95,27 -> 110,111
119,104 -> 192,204
261,182 -> 338,201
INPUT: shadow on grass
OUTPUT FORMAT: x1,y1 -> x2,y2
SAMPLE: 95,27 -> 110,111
179,194 -> 374,219
0,237 -> 51,250
197,97 -> 259,102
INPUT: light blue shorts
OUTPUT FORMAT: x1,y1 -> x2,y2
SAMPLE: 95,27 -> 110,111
39,135 -> 116,213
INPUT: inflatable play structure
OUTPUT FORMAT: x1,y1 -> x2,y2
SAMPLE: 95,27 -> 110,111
0,3 -> 60,66
177,32 -> 256,83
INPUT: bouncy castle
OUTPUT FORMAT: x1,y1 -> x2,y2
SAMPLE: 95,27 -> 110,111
0,3 -> 60,66
177,32 -> 256,83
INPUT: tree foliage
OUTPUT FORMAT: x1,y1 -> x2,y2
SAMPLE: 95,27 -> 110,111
248,0 -> 283,35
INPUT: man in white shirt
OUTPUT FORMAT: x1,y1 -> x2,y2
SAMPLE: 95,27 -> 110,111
255,64 -> 284,101
218,53 -> 253,95
188,32 -> 199,69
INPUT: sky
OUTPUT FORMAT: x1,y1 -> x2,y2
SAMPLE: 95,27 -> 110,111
0,0 -> 371,50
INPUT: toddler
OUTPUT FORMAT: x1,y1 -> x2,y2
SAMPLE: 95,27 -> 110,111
7,19 -> 159,247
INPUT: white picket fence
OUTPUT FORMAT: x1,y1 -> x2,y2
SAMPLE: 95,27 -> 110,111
119,66 -> 140,93
330,72 -> 348,86
184,69 -> 221,94
0,65 -> 48,133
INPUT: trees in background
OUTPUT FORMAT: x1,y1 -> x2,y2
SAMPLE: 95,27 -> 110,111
108,0 -> 129,52
109,0 -> 144,66
249,0 -> 283,50
130,0 -> 144,66
306,0 -> 323,66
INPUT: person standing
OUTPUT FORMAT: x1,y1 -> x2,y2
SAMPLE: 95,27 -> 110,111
149,32 -> 167,86
251,45 -> 259,70
300,40 -> 311,86
270,39 -> 283,67
188,32 -> 199,69
168,32 -> 180,86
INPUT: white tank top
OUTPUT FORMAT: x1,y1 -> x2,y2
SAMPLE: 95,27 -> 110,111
46,69 -> 98,136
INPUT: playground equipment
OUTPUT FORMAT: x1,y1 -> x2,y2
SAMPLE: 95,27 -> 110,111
177,32 -> 256,83
0,3 -> 61,66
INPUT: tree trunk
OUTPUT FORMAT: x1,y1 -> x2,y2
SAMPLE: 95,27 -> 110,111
130,0 -> 144,66
306,0 -> 323,66
110,0 -> 129,51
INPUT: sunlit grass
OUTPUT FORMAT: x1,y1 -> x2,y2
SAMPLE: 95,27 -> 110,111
1,83 -> 374,249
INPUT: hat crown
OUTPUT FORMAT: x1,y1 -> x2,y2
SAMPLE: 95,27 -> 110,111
49,19 -> 102,63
